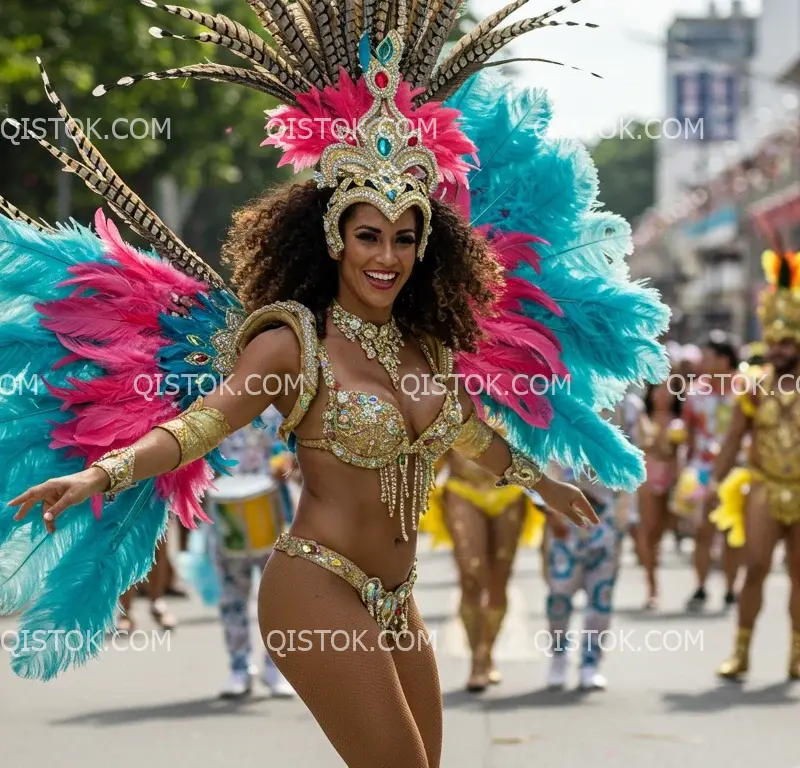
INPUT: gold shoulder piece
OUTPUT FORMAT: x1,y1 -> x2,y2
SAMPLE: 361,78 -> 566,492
235,300 -> 320,440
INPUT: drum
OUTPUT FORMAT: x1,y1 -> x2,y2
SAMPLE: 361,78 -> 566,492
207,475 -> 285,557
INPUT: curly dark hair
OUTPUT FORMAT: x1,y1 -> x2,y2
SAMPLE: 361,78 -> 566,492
221,179 -> 502,352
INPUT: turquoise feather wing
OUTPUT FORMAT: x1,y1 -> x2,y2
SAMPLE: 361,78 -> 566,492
447,72 -> 670,490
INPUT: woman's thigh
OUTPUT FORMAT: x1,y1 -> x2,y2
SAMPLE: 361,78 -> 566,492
391,597 -> 442,768
258,550 -> 429,768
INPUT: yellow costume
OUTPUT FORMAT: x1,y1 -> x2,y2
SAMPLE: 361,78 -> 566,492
711,246 -> 800,546
711,381 -> 800,544
421,457 -> 546,549
713,245 -> 800,680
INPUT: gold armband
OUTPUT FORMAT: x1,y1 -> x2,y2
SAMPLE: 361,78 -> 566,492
495,448 -> 544,490
155,397 -> 232,469
452,411 -> 495,460
91,447 -> 136,496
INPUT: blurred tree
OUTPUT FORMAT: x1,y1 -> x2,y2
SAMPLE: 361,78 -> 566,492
0,0 -> 293,272
591,122 -> 656,225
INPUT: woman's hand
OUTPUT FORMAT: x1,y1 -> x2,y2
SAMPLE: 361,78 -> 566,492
8,467 -> 109,534
534,475 -> 599,529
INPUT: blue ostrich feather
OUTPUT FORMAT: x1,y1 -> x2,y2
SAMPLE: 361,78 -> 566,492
447,71 -> 671,489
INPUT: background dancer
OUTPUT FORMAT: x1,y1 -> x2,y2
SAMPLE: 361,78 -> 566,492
423,450 -> 545,692
117,540 -> 176,632
683,331 -> 742,612
711,245 -> 800,681
637,381 -> 686,609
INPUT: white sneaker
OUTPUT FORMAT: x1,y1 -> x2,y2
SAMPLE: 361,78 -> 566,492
579,665 -> 607,690
219,670 -> 253,699
546,652 -> 568,689
260,659 -> 296,698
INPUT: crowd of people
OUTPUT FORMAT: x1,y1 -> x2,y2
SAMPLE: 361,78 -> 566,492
415,323 -> 800,693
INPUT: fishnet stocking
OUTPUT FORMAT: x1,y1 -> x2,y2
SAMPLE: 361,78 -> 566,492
257,550 -> 436,768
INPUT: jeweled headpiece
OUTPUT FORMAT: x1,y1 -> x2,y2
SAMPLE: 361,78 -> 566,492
758,244 -> 800,344
315,32 -> 438,258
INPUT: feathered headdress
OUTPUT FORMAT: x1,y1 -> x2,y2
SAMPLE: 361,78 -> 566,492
93,0 -> 598,257
758,231 -> 800,344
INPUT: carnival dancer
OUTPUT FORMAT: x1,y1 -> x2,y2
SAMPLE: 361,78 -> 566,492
683,331 -> 742,611
1,3 -> 671,766
711,245 -> 800,681
422,449 -> 545,692
638,381 -> 686,608
543,462 -> 626,691
209,407 -> 297,699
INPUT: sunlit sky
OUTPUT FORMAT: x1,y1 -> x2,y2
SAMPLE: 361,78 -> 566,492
471,0 -> 763,143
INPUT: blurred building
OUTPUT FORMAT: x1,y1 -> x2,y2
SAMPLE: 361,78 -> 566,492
633,0 -> 800,343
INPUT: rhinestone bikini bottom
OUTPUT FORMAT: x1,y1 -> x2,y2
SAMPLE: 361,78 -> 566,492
273,531 -> 417,635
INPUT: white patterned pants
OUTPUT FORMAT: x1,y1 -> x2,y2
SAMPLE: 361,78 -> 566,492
214,550 -> 271,674
544,502 -> 623,669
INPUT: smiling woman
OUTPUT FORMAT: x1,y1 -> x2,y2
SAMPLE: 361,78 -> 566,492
0,3 -> 669,767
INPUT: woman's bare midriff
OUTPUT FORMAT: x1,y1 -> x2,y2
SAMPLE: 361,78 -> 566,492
281,446 -> 420,588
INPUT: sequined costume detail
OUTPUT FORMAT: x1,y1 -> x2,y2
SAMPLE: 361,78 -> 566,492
295,336 -> 462,540
274,531 -> 417,635
747,372 -> 800,525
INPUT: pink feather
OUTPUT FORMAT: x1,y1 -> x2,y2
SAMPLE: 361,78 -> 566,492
262,68 -> 477,187
454,226 -> 573,429
35,209 -> 218,528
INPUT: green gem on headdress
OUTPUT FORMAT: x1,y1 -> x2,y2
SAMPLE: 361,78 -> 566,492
376,37 -> 395,64
377,137 -> 391,157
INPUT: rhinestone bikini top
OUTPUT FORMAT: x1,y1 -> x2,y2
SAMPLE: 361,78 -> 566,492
296,329 -> 463,542
234,300 -> 464,540
294,339 -> 463,467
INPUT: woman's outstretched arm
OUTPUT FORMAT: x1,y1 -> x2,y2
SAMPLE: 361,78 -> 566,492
452,389 -> 600,529
9,326 -> 302,532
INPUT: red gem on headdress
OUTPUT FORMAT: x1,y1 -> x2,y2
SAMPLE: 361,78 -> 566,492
375,71 -> 389,89
345,134 -> 356,145
407,136 -> 418,146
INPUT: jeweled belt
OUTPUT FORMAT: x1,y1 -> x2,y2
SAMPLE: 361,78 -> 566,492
274,531 -> 417,634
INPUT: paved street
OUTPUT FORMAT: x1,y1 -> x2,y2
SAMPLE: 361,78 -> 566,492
2,536 -> 798,768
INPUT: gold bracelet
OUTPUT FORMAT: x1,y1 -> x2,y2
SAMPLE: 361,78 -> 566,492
452,411 -> 495,460
495,447 -> 544,490
154,396 -> 233,469
90,446 -> 136,496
